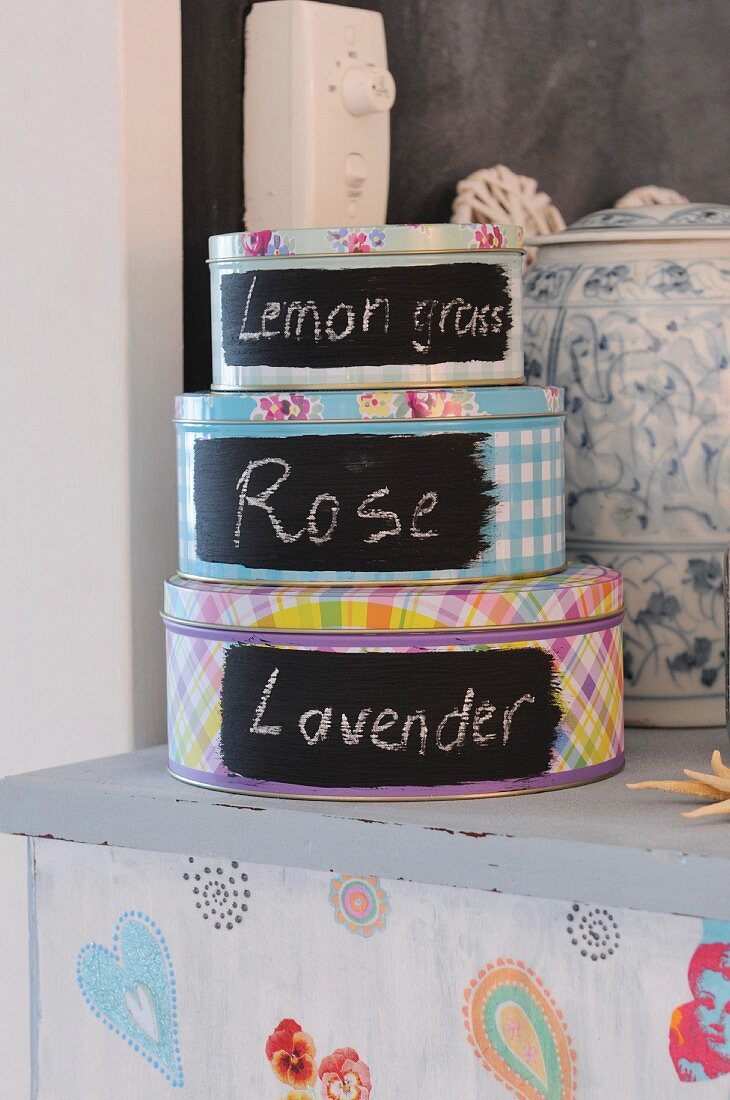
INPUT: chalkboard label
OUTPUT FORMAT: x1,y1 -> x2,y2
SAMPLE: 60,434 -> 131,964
219,645 -> 563,788
220,262 -> 513,369
193,432 -> 496,572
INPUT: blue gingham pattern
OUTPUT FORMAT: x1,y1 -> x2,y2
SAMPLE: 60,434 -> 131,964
176,419 -> 565,584
491,425 -> 565,574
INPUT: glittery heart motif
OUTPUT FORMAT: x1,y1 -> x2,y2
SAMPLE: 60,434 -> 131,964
463,959 -> 576,1099
76,911 -> 184,1087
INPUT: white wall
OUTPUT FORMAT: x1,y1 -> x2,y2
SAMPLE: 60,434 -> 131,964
0,1 -> 183,1093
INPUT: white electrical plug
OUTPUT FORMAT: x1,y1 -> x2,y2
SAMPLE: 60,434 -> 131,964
244,0 -> 395,229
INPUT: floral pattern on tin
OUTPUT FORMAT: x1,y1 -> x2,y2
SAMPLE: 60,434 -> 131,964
265,1018 -> 372,1099
406,389 -> 479,418
238,230 -> 296,256
544,386 -> 562,413
356,389 -> 479,419
240,230 -> 273,256
471,223 -> 506,250
329,874 -> 389,937
326,227 -> 386,253
356,391 -> 399,418
266,233 -> 295,256
251,393 -> 324,421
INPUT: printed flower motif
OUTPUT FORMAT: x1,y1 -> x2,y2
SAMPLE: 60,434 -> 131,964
266,1019 -> 317,1088
265,233 -> 295,256
544,386 -> 562,412
357,391 -> 397,418
473,223 -> 505,250
251,393 -> 323,421
319,1048 -> 372,1100
346,231 -> 370,253
286,1092 -> 313,1100
327,228 -> 350,252
406,389 -> 478,418
367,228 -> 386,249
329,875 -> 389,937
240,230 -> 272,256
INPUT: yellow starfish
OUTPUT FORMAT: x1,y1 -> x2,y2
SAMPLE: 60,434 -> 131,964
627,750 -> 730,819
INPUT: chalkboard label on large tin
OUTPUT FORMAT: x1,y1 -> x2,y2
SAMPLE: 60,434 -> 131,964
193,432 -> 496,572
220,262 -> 513,369
219,645 -> 563,788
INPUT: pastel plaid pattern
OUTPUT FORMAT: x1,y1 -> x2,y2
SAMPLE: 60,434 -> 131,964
550,626 -> 624,771
166,631 -> 226,776
163,563 -> 622,633
166,624 -> 623,781
176,420 -> 565,583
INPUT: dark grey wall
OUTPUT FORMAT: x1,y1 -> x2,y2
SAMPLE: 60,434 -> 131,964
182,0 -> 730,390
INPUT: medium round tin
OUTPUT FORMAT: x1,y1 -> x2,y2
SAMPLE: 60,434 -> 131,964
164,564 -> 624,800
175,385 -> 565,585
208,222 -> 524,390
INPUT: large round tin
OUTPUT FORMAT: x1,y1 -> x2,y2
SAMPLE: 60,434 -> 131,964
164,564 -> 625,801
208,222 -> 524,390
176,385 -> 565,585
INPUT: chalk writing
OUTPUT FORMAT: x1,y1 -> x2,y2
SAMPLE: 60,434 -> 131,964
220,263 -> 513,369
194,433 -> 496,573
219,646 -> 563,787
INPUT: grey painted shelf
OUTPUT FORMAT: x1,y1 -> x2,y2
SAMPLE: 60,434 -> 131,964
1,727 -> 728,920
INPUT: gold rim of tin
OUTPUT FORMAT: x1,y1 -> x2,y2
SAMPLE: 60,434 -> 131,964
208,376 -> 525,393
167,758 -> 624,802
174,563 -> 568,589
207,247 -> 526,264
161,605 -> 625,635
175,408 -> 565,426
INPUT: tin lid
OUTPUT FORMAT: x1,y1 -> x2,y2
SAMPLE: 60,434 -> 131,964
208,222 -> 524,262
163,563 -> 622,633
174,385 -> 563,425
529,203 -> 730,246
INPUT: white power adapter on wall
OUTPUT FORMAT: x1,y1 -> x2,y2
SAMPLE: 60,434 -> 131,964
244,0 -> 395,229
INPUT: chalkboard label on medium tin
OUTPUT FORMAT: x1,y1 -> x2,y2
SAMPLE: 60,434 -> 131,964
193,432 -> 496,573
219,645 -> 563,789
220,262 -> 513,369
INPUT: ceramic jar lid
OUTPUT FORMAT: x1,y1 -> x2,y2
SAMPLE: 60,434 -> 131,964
529,203 -> 730,246
163,563 -> 623,633
209,221 -> 524,261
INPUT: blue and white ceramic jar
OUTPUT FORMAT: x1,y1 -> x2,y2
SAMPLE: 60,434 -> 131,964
524,203 -> 730,727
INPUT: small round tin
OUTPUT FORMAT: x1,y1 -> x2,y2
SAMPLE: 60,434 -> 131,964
175,384 -> 565,585
164,564 -> 625,800
208,222 -> 524,390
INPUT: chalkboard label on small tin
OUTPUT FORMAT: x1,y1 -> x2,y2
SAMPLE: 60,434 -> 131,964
219,645 -> 563,789
220,262 -> 513,370
193,432 -> 496,573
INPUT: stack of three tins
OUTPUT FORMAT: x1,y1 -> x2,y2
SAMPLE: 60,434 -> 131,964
165,223 -> 624,800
